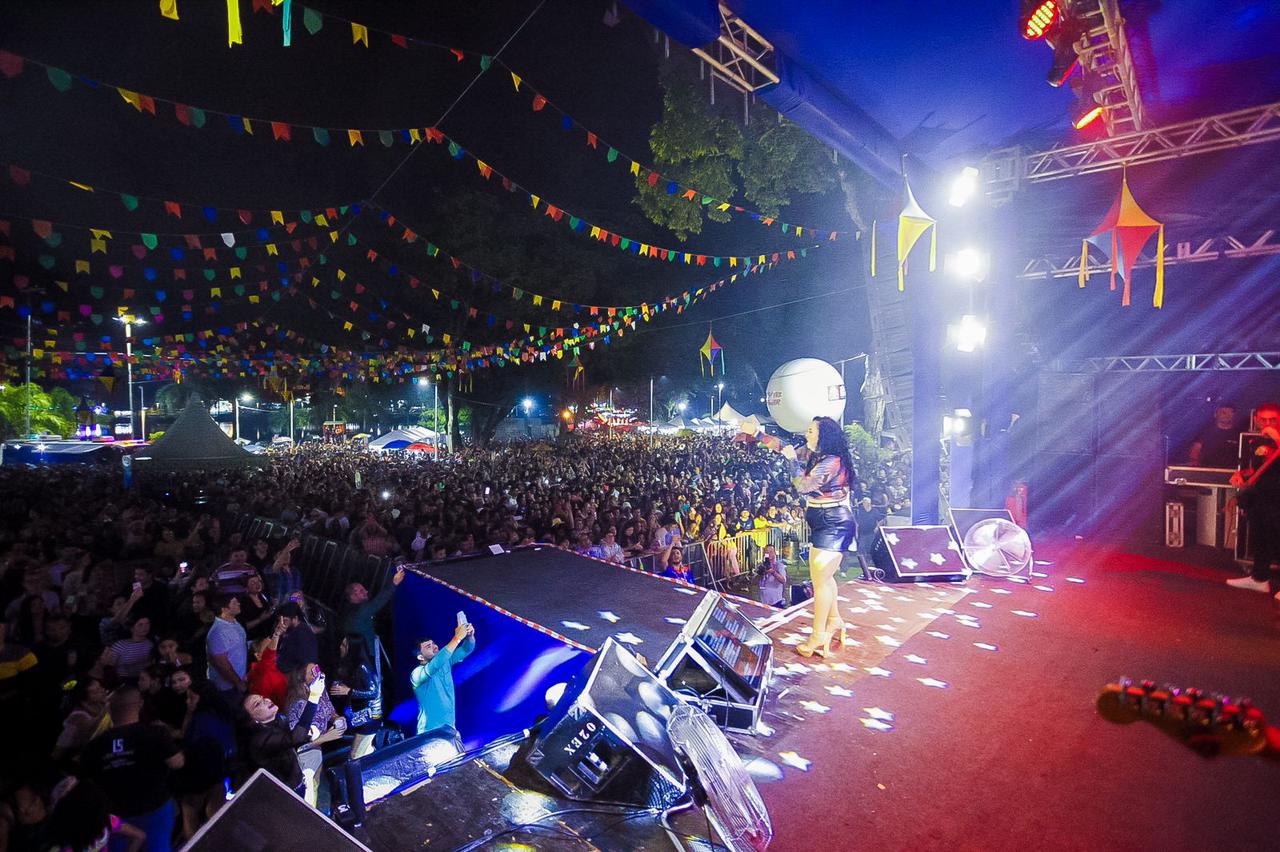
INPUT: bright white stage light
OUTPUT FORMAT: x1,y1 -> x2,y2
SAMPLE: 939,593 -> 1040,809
946,247 -> 989,281
416,376 -> 429,386
949,315 -> 987,352
949,166 -> 980,207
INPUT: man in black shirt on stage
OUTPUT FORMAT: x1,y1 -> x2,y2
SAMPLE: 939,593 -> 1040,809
1226,402 -> 1280,598
1188,402 -> 1241,468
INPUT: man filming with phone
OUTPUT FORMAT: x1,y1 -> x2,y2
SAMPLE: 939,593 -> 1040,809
411,615 -> 476,747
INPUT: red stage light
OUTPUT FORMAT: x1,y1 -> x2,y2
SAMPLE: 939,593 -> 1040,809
1074,105 -> 1104,129
1022,0 -> 1058,40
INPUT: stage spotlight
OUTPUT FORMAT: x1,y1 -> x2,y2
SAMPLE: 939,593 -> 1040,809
416,376 -> 429,386
948,166 -> 980,207
1020,0 -> 1057,40
1073,104 -> 1104,130
522,397 -> 535,414
949,315 -> 987,353
945,247 -> 989,281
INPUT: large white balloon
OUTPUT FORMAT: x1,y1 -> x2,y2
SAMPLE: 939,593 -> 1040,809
766,358 -> 846,434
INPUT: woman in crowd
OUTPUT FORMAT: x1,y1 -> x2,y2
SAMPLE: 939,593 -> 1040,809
52,676 -> 111,761
238,573 -> 274,640
97,615 -> 156,682
331,633 -> 381,758
283,662 -> 345,806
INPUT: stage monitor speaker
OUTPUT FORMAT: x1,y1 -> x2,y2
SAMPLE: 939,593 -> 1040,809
654,591 -> 773,732
327,729 -> 465,830
949,507 -> 1014,544
526,637 -> 688,808
868,525 -> 970,583
185,768 -> 369,852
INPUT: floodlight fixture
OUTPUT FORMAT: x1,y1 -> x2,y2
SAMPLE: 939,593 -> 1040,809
946,247 -> 990,281
948,166 -> 981,207
949,315 -> 988,353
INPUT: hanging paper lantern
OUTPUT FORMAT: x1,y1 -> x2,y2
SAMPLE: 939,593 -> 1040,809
1080,172 -> 1166,308
699,328 -> 724,376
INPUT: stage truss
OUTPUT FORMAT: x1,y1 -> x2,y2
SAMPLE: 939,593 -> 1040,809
1018,227 -> 1280,279
1058,352 -> 1280,373
983,101 -> 1280,201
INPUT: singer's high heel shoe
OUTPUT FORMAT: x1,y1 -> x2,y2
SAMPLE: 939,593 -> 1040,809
828,618 -> 849,650
795,631 -> 832,659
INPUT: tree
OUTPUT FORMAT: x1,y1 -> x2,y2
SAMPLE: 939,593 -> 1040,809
48,387 -> 78,425
155,381 -> 214,415
844,422 -> 893,487
0,383 -> 75,438
635,61 -> 838,239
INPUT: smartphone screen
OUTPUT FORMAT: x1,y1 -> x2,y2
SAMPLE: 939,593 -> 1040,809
457,610 -> 468,627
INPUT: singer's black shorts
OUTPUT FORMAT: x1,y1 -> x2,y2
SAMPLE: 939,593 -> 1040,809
805,503 -> 856,552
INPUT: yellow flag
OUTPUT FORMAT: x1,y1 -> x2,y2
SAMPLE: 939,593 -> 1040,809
551,300 -> 561,311
249,295 -> 260,303
242,117 -> 253,135
75,259 -> 90,274
118,88 -> 143,110
343,321 -> 353,331
90,229 -> 113,240
351,23 -> 369,46
530,195 -> 540,208
314,214 -> 329,227
630,161 -> 640,176
159,0 -> 179,21
68,180 -> 94,192
90,238 -> 107,254
532,295 -> 543,306
408,128 -> 422,143
348,129 -> 364,146
266,244 -> 278,255
270,210 -> 284,224
337,269 -> 346,281
226,0 -> 243,46
230,267 -> 241,279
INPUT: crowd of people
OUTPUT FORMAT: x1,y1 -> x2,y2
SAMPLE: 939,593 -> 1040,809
0,430 -> 912,850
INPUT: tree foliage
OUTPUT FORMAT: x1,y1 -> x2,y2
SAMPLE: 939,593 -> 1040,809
0,383 -> 76,438
635,62 -> 837,239
844,422 -> 893,486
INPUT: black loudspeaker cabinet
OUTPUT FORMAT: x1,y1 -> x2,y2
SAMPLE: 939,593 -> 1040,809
185,769 -> 370,851
869,525 -> 970,583
526,637 -> 688,808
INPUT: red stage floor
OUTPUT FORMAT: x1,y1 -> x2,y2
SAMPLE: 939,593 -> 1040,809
741,542 -> 1280,851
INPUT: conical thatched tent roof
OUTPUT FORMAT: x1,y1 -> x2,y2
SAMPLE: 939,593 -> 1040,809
135,397 -> 263,471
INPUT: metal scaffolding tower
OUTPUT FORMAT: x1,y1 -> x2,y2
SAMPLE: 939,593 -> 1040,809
1072,0 -> 1147,136
1018,227 -> 1280,279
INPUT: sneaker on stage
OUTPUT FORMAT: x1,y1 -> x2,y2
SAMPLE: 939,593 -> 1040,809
1226,576 -> 1271,592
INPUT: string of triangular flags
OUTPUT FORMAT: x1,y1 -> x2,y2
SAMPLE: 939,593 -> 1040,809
0,47 -> 847,240
153,3 -> 850,239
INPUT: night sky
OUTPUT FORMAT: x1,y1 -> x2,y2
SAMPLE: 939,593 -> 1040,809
1,1 -> 1277,414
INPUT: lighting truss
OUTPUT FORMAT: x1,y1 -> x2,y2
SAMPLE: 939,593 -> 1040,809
1018,228 -> 1280,279
1072,0 -> 1146,135
1072,352 -> 1280,373
982,101 -> 1280,199
690,3 -> 779,94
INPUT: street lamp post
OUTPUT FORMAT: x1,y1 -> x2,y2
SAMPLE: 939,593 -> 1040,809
115,316 -> 146,439
137,385 -> 147,440
235,393 -> 253,441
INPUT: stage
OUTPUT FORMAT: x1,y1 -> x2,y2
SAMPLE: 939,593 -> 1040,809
368,543 -> 1280,850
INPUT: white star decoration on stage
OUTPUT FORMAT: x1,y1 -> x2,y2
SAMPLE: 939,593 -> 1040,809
904,654 -> 927,665
900,558 -> 918,570
864,707 -> 894,721
672,586 -> 698,595
970,601 -> 993,609
866,666 -> 892,677
876,635 -> 901,647
830,662 -> 857,673
755,721 -> 775,736
885,533 -> 900,546
561,621 -> 590,631
947,541 -> 961,552
917,677 -> 948,688
926,631 -> 950,639
860,717 -> 893,732
1034,585 -> 1054,593
800,701 -> 832,714
826,685 -> 854,697
929,552 -> 946,565
598,611 -> 620,623
974,642 -> 998,651
664,617 -> 687,625
890,616 -> 907,624
1011,610 -> 1038,617
614,632 -> 643,645
990,588 -> 1012,595
1067,577 -> 1085,584
779,752 -> 812,771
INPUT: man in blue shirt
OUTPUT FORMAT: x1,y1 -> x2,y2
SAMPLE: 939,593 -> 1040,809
411,621 -> 475,744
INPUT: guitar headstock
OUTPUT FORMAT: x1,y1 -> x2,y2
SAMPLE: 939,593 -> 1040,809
1097,678 -> 1269,758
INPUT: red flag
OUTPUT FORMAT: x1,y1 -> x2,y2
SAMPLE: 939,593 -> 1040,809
451,49 -> 464,62
139,94 -> 157,114
391,34 -> 407,48
586,132 -> 597,148
0,50 -> 23,78
174,103 -> 190,125
270,121 -> 291,141
164,201 -> 182,218
8,165 -> 30,185
646,171 -> 660,187
532,94 -> 547,111
238,209 -> 252,224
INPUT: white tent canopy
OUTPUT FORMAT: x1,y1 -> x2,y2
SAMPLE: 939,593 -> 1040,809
715,403 -> 747,424
369,427 -> 438,451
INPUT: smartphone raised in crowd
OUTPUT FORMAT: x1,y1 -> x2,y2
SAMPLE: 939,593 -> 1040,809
457,610 -> 468,627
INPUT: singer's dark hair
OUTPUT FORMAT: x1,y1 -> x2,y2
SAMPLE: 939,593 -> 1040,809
805,417 -> 857,490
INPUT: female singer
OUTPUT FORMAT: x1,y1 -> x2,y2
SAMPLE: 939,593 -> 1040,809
755,416 -> 858,657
